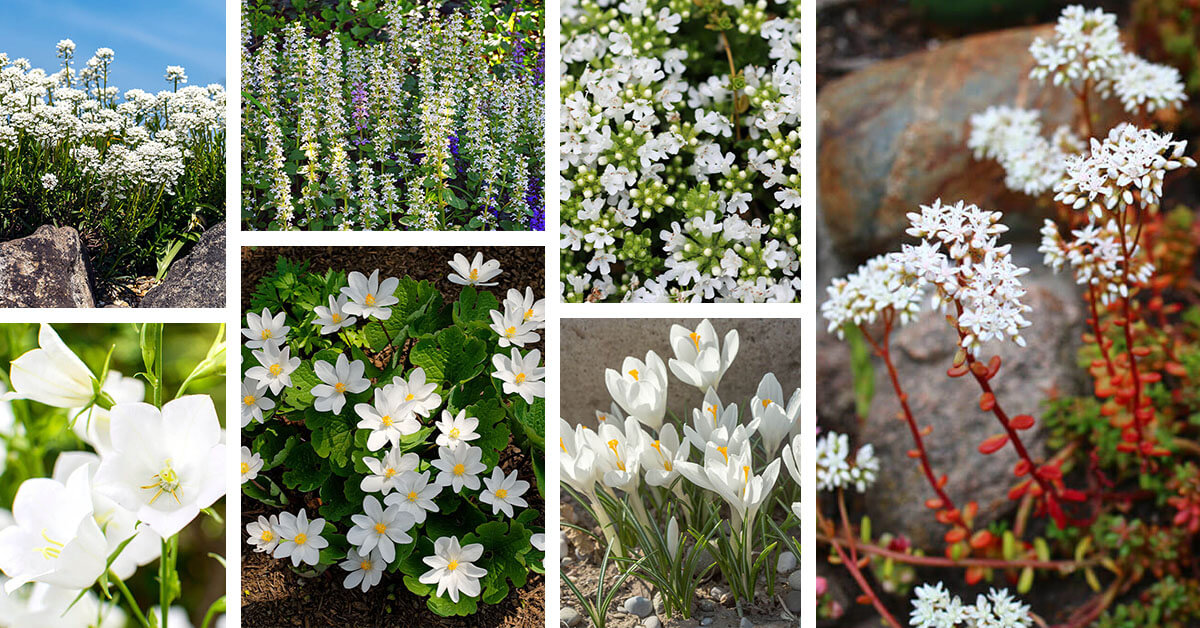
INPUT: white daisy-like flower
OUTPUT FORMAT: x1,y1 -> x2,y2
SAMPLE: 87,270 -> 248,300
346,496 -> 415,562
313,294 -> 358,334
242,308 -> 289,350
340,548 -> 385,592
448,252 -> 502,286
488,308 -> 540,348
504,287 -> 545,329
354,389 -> 420,451
490,348 -> 545,404
384,470 -> 442,524
246,343 -> 301,395
240,377 -> 274,427
241,447 -> 262,484
360,448 -> 419,495
245,514 -> 280,554
479,467 -> 530,518
341,270 -> 400,320
273,509 -> 328,567
418,536 -> 488,603
382,367 -> 441,417
432,444 -> 487,493
311,353 -> 370,414
434,409 -> 480,450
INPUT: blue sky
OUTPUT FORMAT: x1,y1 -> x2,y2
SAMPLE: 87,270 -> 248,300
1,0 -> 225,92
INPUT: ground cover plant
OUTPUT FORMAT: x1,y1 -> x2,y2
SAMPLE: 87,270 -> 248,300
0,41 -> 225,280
559,0 -> 801,302
0,323 -> 227,628
240,251 -> 546,621
560,319 -> 801,626
241,0 -> 545,231
819,5 -> 1200,626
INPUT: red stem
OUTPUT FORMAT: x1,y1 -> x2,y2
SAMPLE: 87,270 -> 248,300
1086,282 -> 1116,378
1115,208 -> 1147,463
830,493 -> 902,628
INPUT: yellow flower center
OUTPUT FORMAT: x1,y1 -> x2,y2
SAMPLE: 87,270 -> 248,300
241,462 -> 250,475
365,293 -> 376,306
269,364 -> 283,376
141,460 -> 183,505
453,463 -> 466,476
468,268 -> 479,280
449,427 -> 460,439
718,446 -> 729,463
495,488 -> 508,499
448,559 -> 460,571
708,404 -> 719,427
374,523 -> 387,534
608,439 -> 625,471
261,329 -> 273,339
505,326 -> 516,338
407,491 -> 418,502
34,529 -> 65,560
405,393 -> 415,401
294,533 -> 308,545
384,467 -> 397,478
628,368 -> 639,380
260,529 -> 274,542
524,308 -> 534,321
334,382 -> 346,393
689,331 -> 700,350
514,372 -> 527,384
381,415 -> 393,427
360,560 -> 372,571
762,398 -> 772,408
332,312 -> 342,323
243,395 -> 257,406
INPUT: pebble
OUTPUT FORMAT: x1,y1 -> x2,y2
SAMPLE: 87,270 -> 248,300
788,569 -> 803,590
701,618 -> 714,626
740,618 -> 755,628
776,551 -> 797,573
709,586 -> 727,599
643,617 -> 662,628
561,606 -> 582,627
785,590 -> 804,614
653,592 -> 665,616
698,599 -> 716,612
624,596 -> 654,618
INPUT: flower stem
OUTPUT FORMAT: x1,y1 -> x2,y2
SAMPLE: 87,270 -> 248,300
1115,207 -> 1148,464
111,571 -> 151,628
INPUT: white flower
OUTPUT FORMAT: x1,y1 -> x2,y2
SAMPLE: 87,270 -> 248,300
384,470 -> 442,524
241,447 -> 263,484
0,466 -> 108,592
448,252 -> 502,286
747,373 -> 800,457
815,431 -> 879,493
591,417 -> 646,491
240,377 -> 274,427
91,396 -> 225,537
479,467 -> 530,518
637,422 -> 689,487
821,254 -> 925,337
531,533 -> 545,552
382,367 -> 441,417
165,65 -> 188,84
435,409 -> 480,450
241,308 -> 289,350
559,419 -> 602,495
432,444 -> 487,493
340,548 -> 385,592
56,39 -> 75,58
418,536 -> 488,603
3,323 -> 97,408
70,371 -> 145,451
491,348 -> 545,404
604,350 -> 668,430
910,581 -> 1032,628
489,308 -> 540,347
313,294 -> 358,334
355,390 -> 420,451
311,353 -> 370,414
341,270 -> 400,320
504,287 -> 545,329
245,515 -> 280,554
346,496 -> 415,562
676,441 -> 781,532
273,509 -> 328,567
246,343 -> 301,395
667,320 -> 739,392
40,173 -> 57,190
360,448 -> 419,495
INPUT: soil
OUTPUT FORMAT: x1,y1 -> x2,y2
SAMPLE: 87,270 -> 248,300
240,245 -> 546,628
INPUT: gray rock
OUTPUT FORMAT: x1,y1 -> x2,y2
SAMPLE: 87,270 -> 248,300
700,618 -> 714,627
643,617 -> 662,628
624,596 -> 653,618
787,569 -> 804,590
560,606 -> 582,627
698,599 -> 716,612
653,592 -> 665,616
740,618 -> 754,628
139,222 -> 226,308
0,225 -> 94,308
776,550 -> 797,574
785,590 -> 804,614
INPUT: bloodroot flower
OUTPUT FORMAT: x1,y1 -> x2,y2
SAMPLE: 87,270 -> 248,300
274,509 -> 327,567
341,270 -> 400,320
418,536 -> 488,603
448,252 -> 502,286
491,348 -> 545,404
312,353 -> 370,414
479,467 -> 530,518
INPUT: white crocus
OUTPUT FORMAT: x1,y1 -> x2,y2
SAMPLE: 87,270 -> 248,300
667,320 -> 739,392
448,252 -> 502,286
592,417 -> 646,491
92,396 -> 226,538
355,390 -> 420,451
682,389 -> 740,451
435,409 -> 480,450
245,515 -> 280,553
241,308 -> 289,350
0,466 -> 108,592
418,536 -> 488,603
505,287 -> 545,329
341,270 -> 400,320
479,467 -> 530,518
638,423 -> 690,487
311,353 -> 370,414
748,372 -> 800,458
491,348 -> 545,404
240,377 -> 274,427
273,509 -> 328,567
313,294 -> 358,334
780,433 -> 802,487
383,367 -> 441,417
346,496 -> 414,562
385,470 -> 442,524
604,351 -> 668,430
432,445 -> 487,492
340,548 -> 385,592
241,447 -> 263,483
71,371 -> 145,451
246,343 -> 300,395
676,441 -> 780,532
4,323 -> 98,408
559,419 -> 602,495
360,448 -> 419,495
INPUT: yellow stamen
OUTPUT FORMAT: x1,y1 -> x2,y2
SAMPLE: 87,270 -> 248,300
505,326 -> 516,338
560,437 -> 567,452
261,329 -> 273,340
260,529 -> 274,542
243,395 -> 257,406
374,523 -> 387,534
381,415 -> 393,427
468,268 -> 479,280
141,460 -> 183,505
294,533 -> 308,545
35,529 -> 65,560
608,439 -> 625,471
407,491 -> 418,502
360,560 -> 372,570
689,331 -> 700,350
514,372 -> 527,384
718,446 -> 729,463
384,468 -> 397,478
453,463 -> 466,476
269,364 -> 283,376
241,462 -> 250,475
495,488 -> 508,499
449,427 -> 461,439
405,393 -> 415,401
708,404 -> 719,427
651,440 -> 673,471
628,369 -> 639,380
447,559 -> 459,571
332,312 -> 342,323
524,308 -> 534,321
365,293 -> 376,306
762,399 -> 772,408
334,382 -> 347,393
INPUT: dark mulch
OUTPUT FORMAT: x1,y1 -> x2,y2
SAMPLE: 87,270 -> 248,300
240,245 -> 546,628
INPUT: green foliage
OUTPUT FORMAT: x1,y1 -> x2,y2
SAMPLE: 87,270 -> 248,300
1098,577 -> 1200,628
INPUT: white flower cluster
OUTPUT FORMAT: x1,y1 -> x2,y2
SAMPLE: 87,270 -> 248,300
561,320 -> 800,528
0,45 -> 225,200
967,106 -> 1083,196
814,431 -> 878,493
1055,123 -> 1195,217
560,0 -> 801,303
821,254 -> 925,337
1039,217 -> 1154,305
242,256 -> 543,600
0,325 -> 225,622
910,581 -> 1033,628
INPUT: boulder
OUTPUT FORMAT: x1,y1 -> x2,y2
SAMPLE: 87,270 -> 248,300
0,225 -> 94,308
140,222 -> 226,308
818,262 -> 1086,547
817,25 -> 1123,260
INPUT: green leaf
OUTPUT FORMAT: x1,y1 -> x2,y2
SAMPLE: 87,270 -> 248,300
281,442 -> 331,492
844,324 -> 876,419
511,396 -> 545,449
410,327 -> 487,386
307,409 -> 357,471
465,398 -> 509,468
451,285 -> 499,328
362,277 -> 439,351
466,519 -> 532,603
252,428 -> 297,471
319,476 -> 365,523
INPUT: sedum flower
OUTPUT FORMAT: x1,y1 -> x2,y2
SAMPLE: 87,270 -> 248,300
384,470 -> 442,524
340,548 -> 385,592
355,390 -> 420,451
604,350 -> 668,430
241,308 -> 289,350
910,581 -> 1032,628
92,396 -> 226,537
240,376 -> 274,427
3,323 -> 98,409
313,294 -> 358,334
360,448 -> 419,495
246,343 -> 301,395
346,496 -> 414,563
418,536 -> 488,603
246,515 -> 280,554
491,348 -> 545,404
432,444 -> 487,493
341,270 -> 400,320
448,252 -> 502,286
241,447 -> 263,484
274,509 -> 328,567
479,467 -> 530,518
815,431 -> 879,493
667,320 -> 739,392
434,409 -> 480,450
311,353 -> 370,414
